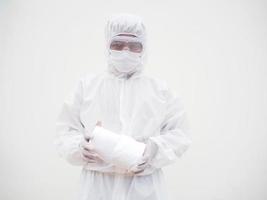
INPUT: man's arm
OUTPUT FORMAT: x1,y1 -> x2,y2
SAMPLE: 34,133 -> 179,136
134,83 -> 192,174
54,76 -> 88,166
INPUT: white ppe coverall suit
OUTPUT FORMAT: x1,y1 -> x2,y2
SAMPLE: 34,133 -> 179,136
54,13 -> 192,200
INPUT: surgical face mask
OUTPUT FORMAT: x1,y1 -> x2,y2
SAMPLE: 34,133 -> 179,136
108,49 -> 143,73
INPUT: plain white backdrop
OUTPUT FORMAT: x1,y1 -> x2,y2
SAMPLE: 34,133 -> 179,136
0,0 -> 267,200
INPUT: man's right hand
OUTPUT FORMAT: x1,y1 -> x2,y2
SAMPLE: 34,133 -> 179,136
79,139 -> 104,163
79,120 -> 104,163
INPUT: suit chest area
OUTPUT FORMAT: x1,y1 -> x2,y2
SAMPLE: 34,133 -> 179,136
80,78 -> 166,138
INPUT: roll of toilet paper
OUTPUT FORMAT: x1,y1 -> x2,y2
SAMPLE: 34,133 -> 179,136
90,126 -> 146,170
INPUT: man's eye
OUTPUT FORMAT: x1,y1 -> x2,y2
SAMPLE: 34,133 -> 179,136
129,42 -> 143,52
110,41 -> 124,50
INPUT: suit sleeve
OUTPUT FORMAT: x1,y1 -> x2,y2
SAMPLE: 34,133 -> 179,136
53,76 -> 87,166
147,85 -> 192,169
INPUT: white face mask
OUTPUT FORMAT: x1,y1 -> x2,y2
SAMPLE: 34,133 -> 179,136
108,49 -> 143,73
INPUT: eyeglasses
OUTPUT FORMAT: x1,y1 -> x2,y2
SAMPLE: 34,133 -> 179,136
109,36 -> 143,53
110,41 -> 143,53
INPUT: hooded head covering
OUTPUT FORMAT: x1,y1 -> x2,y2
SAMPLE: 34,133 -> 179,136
105,13 -> 147,79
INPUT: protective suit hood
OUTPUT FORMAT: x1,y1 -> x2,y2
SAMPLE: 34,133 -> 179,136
104,13 -> 147,80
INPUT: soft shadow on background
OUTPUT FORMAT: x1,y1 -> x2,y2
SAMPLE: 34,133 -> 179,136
0,0 -> 266,200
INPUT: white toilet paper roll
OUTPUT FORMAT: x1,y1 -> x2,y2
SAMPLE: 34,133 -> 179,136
90,126 -> 146,170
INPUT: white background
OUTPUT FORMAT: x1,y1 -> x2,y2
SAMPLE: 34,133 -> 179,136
0,0 -> 267,200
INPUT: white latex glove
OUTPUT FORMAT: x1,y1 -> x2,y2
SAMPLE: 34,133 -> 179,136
79,121 -> 105,164
131,139 -> 158,174
79,139 -> 105,164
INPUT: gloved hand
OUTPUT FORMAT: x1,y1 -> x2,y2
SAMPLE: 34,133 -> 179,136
79,139 -> 105,164
132,139 -> 158,174
79,121 -> 105,164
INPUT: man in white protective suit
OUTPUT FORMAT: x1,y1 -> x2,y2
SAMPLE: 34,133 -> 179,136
54,13 -> 192,200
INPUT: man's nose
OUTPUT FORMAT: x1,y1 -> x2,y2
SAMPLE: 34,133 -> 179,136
122,45 -> 130,51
